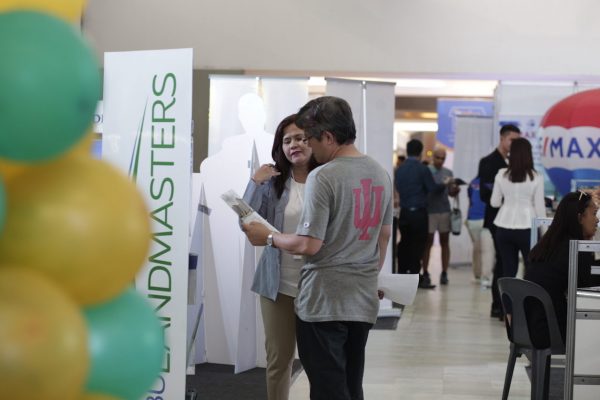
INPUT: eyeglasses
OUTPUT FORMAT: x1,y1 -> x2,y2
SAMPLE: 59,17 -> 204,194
283,135 -> 308,145
304,129 -> 320,140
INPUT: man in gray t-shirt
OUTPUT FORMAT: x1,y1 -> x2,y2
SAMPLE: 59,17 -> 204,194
423,147 -> 459,285
243,96 -> 392,400
295,156 -> 392,325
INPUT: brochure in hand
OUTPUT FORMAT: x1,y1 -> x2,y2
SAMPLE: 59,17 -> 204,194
220,190 -> 280,233
377,273 -> 419,305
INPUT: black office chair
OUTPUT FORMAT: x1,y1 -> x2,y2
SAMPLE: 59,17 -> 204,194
497,277 -> 565,400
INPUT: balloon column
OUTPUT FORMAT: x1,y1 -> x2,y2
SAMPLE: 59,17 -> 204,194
540,88 -> 600,196
0,3 -> 165,400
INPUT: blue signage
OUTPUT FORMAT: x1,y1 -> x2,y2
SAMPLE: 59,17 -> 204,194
436,99 -> 494,148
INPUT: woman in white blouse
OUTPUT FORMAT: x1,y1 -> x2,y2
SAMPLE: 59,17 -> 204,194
491,138 -> 545,279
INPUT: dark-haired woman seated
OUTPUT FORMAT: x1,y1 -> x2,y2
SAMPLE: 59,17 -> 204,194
525,191 -> 600,348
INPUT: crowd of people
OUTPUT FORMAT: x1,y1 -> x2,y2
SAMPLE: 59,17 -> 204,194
235,95 -> 598,400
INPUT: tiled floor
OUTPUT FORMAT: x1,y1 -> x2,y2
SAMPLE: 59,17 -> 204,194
289,248 -> 533,399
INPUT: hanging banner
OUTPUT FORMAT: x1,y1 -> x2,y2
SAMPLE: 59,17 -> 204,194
437,99 -> 494,148
102,48 -> 193,399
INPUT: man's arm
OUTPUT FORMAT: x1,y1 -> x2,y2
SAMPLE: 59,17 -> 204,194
478,157 -> 493,205
490,173 -> 503,208
423,167 -> 446,194
377,224 -> 392,271
394,167 -> 403,199
242,221 -> 323,256
446,169 -> 460,197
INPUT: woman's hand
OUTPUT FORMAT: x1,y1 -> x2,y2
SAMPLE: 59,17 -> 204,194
252,164 -> 281,185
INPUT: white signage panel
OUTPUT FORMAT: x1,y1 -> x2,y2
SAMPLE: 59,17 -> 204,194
102,48 -> 193,400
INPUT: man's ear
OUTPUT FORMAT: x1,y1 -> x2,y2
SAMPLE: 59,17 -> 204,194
322,130 -> 334,144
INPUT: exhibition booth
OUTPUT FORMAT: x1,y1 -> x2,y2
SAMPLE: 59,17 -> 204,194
96,49 -> 400,397
2,3 -> 600,398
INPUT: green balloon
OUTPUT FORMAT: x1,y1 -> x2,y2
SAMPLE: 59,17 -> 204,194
0,11 -> 100,162
84,288 -> 165,400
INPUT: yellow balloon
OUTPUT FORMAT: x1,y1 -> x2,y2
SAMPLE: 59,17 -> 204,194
0,0 -> 86,23
80,394 -> 122,400
0,155 -> 151,305
0,267 -> 89,400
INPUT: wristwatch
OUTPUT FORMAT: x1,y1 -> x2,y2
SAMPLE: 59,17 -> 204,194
266,232 -> 275,247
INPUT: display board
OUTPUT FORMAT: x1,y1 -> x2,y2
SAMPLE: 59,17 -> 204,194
452,115 -> 494,265
201,76 -> 308,372
327,78 -> 396,311
102,48 -> 193,399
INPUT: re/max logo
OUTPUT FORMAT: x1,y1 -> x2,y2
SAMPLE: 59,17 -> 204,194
542,136 -> 600,158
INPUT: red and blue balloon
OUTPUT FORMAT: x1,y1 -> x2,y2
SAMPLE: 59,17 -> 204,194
540,88 -> 600,195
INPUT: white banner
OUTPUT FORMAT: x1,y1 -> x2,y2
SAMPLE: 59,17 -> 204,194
326,78 -> 396,311
201,76 -> 309,371
326,78 -> 364,152
452,116 -> 494,265
363,81 -> 395,279
102,48 -> 193,400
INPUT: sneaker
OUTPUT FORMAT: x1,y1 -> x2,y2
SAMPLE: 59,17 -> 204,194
490,308 -> 502,319
480,277 -> 492,288
440,272 -> 448,285
418,273 -> 436,289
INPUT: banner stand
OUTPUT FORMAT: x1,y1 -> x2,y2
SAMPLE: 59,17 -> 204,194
102,48 -> 194,399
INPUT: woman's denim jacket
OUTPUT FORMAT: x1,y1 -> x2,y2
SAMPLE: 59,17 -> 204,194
242,177 -> 291,301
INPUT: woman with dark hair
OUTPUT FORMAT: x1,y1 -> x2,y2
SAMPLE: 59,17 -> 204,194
242,114 -> 317,400
491,138 -> 546,279
525,191 -> 599,347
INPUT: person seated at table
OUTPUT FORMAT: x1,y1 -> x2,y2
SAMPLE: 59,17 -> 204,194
524,191 -> 600,348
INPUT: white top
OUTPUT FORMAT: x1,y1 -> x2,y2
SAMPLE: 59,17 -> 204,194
279,178 -> 305,297
491,168 -> 546,229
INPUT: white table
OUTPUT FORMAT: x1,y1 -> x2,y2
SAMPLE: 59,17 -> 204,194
565,240 -> 600,399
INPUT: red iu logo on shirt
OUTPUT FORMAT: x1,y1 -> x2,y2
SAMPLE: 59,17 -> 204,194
352,179 -> 384,240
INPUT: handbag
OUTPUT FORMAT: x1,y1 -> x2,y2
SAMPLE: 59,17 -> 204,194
450,197 -> 462,236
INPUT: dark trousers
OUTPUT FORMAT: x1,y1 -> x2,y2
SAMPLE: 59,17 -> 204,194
495,227 -> 531,278
296,317 -> 372,400
489,224 -> 503,312
397,208 -> 428,274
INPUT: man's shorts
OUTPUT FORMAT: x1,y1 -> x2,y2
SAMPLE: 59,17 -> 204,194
428,212 -> 451,234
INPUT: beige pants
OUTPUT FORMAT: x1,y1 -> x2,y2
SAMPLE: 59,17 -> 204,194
260,293 -> 296,400
466,219 -> 494,280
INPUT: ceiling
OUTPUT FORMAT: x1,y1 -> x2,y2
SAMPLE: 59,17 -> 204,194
308,77 -> 497,133
307,77 -> 497,97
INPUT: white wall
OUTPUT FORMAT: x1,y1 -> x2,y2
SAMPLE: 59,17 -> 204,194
84,0 -> 600,79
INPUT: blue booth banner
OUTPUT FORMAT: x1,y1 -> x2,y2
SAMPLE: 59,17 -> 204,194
437,99 -> 494,148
